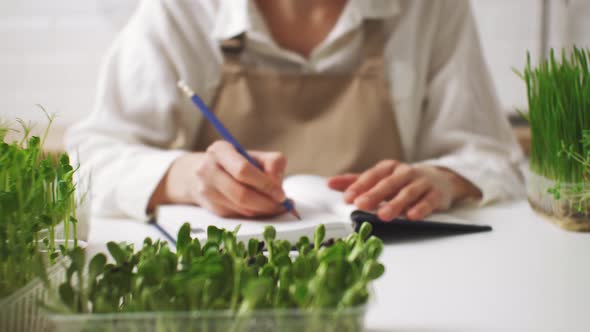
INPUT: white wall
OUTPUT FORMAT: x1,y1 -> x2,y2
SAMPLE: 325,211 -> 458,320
0,0 -> 587,129
473,0 -> 590,113
471,0 -> 542,113
552,0 -> 590,49
571,0 -> 590,47
0,0 -> 138,128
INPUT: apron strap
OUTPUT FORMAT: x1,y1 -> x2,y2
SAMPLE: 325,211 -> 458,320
361,20 -> 387,60
359,20 -> 388,76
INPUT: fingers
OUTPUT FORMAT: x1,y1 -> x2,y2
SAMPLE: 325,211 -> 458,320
377,178 -> 432,221
344,160 -> 399,204
406,189 -> 442,221
195,186 -> 255,218
353,164 -> 416,210
210,163 -> 285,216
250,151 -> 287,183
189,142 -> 287,218
208,141 -> 285,202
327,173 -> 359,191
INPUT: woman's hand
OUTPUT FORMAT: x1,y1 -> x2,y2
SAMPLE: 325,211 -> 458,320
328,160 -> 482,221
148,141 -> 287,218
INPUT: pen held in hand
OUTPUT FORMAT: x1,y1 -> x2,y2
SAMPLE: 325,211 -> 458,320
177,80 -> 301,220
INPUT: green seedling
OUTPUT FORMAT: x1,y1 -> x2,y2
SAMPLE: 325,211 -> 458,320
517,47 -> 590,215
47,222 -> 385,331
0,113 -> 80,299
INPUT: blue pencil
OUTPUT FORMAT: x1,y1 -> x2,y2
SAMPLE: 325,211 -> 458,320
177,80 -> 301,220
152,220 -> 177,245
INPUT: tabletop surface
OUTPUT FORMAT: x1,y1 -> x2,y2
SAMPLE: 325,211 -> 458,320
88,200 -> 590,332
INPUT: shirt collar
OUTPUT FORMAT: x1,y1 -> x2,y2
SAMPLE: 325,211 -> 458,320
212,0 -> 401,41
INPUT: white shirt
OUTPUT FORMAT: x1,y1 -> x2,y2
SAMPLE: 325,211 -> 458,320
66,0 -> 525,220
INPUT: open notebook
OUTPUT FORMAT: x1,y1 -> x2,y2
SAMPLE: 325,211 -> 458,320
155,175 -> 491,243
156,175 -> 356,243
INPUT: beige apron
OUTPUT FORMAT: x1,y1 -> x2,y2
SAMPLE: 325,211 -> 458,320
195,20 -> 403,176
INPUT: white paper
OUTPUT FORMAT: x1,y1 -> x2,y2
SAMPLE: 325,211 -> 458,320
156,175 -> 355,243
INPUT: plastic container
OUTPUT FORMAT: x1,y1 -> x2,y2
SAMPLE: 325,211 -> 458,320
0,257 -> 68,332
0,239 -> 85,332
45,305 -> 366,332
526,170 -> 590,231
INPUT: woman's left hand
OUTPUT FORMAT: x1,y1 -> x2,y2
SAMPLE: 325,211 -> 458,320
327,160 -> 482,221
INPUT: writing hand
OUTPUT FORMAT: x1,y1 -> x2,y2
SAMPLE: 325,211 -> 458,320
148,140 -> 287,218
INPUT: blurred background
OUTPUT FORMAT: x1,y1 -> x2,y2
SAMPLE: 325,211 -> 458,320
1,0 -> 589,151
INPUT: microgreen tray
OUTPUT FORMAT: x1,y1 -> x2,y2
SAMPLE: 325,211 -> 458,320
43,222 -> 382,332
526,170 -> 590,231
45,305 -> 366,332
0,257 -> 68,332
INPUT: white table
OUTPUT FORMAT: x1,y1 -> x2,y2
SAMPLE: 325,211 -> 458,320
88,200 -> 590,331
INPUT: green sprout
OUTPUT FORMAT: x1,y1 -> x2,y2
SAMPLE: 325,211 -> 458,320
0,114 -> 80,299
46,222 -> 385,331
517,47 -> 590,215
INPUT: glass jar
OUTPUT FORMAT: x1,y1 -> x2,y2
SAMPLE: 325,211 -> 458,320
526,170 -> 590,231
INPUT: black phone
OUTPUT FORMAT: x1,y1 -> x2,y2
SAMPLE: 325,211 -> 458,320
350,210 -> 492,238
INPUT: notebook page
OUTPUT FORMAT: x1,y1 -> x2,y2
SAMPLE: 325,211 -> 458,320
156,175 -> 355,243
283,174 -> 356,220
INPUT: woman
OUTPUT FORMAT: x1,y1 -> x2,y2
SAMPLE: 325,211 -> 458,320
67,0 -> 523,222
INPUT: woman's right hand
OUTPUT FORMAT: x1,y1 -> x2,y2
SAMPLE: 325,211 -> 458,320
148,141 -> 288,218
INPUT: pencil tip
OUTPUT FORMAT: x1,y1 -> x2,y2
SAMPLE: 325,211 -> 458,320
291,208 -> 302,220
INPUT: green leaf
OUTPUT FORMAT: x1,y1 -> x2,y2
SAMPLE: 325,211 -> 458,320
223,231 -> 237,254
278,267 -> 293,291
88,253 -> 107,281
248,238 -> 260,257
107,242 -> 127,265
289,282 -> 309,306
59,283 -> 75,307
176,223 -> 192,252
28,136 -> 40,149
362,261 -> 385,280
296,236 -> 310,251
207,226 -> 223,244
202,242 -> 219,256
143,237 -> 153,247
365,236 -> 384,260
259,265 -> 275,278
190,238 -> 202,257
59,153 -> 70,166
512,67 -> 525,80
232,224 -> 242,236
339,283 -> 368,307
358,222 -> 372,241
314,224 -> 325,249
272,253 -> 291,267
68,247 -> 86,272
263,226 -> 276,243
242,278 -> 272,304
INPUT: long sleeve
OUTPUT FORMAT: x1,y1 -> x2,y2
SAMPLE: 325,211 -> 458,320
414,0 -> 525,204
65,0 -> 219,219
